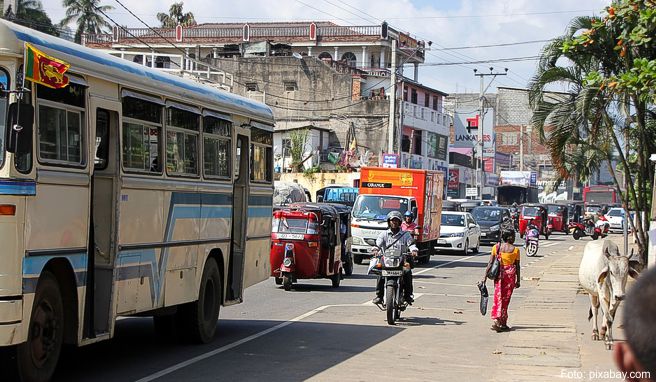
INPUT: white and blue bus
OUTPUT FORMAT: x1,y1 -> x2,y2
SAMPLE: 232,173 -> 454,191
0,20 -> 274,381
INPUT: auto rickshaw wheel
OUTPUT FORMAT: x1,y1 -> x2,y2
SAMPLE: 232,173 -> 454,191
331,270 -> 341,288
343,254 -> 354,276
274,277 -> 283,285
282,275 -> 292,291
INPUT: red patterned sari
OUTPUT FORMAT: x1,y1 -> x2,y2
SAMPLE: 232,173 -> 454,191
491,264 -> 517,326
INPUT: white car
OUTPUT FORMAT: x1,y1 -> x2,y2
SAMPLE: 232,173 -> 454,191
605,208 -> 634,232
435,212 -> 481,255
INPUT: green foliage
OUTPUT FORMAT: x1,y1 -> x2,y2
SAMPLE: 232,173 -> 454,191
157,2 -> 196,28
288,129 -> 309,172
4,0 -> 60,37
60,0 -> 113,44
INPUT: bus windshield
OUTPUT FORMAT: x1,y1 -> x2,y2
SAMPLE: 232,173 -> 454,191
324,187 -> 358,205
352,195 -> 409,220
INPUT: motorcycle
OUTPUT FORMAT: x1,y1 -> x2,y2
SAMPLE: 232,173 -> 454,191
369,247 -> 410,325
569,217 -> 609,240
525,224 -> 540,257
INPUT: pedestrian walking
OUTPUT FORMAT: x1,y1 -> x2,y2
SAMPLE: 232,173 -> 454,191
481,230 -> 521,332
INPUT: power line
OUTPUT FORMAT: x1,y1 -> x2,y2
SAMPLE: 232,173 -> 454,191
437,40 -> 551,51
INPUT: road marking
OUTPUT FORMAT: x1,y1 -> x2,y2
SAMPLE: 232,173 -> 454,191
542,242 -> 559,248
414,253 -> 485,276
414,281 -> 479,287
136,303 -> 365,382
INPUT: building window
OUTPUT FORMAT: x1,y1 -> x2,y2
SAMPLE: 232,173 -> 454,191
413,130 -> 422,155
424,93 -> 430,108
403,86 -> 408,102
341,52 -> 357,67
401,135 -> 410,153
318,52 -> 332,61
501,132 -> 519,146
246,82 -> 258,91
284,81 -> 297,92
432,97 -> 438,111
410,89 -> 417,104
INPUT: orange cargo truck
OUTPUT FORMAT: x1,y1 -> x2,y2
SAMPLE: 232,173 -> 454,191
351,167 -> 444,264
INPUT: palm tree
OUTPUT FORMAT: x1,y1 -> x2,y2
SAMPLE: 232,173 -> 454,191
4,0 -> 60,36
157,2 -> 196,28
60,0 -> 113,44
529,15 -> 655,262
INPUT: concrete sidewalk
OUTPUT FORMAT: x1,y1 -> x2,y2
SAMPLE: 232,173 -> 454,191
491,236 -> 635,382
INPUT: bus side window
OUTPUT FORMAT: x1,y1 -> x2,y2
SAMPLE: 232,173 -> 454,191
0,67 -> 9,170
250,127 -> 272,183
121,94 -> 162,173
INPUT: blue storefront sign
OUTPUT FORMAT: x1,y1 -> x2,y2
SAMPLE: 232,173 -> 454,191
382,153 -> 399,168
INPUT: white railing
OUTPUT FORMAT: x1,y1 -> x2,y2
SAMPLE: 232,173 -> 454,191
102,50 -> 233,92
403,101 -> 448,126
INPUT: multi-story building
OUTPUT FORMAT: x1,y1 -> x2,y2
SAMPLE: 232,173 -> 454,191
83,21 -> 449,173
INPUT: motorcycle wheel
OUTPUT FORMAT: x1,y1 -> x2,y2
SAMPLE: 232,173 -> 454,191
353,254 -> 363,265
386,285 -> 396,325
592,233 -> 599,240
526,244 -> 537,257
282,275 -> 292,291
573,229 -> 581,240
274,277 -> 283,285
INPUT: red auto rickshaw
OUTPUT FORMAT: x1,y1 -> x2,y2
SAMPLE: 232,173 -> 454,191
270,203 -> 343,291
519,204 -> 550,239
546,204 -> 569,234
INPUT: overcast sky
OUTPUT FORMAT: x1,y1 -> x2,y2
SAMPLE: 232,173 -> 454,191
40,0 -> 610,94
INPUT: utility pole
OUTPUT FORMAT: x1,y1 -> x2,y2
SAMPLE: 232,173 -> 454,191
387,38 -> 397,156
519,125 -> 524,171
474,67 -> 508,199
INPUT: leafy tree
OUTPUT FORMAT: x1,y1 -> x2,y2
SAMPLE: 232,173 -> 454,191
60,0 -> 113,44
4,0 -> 60,37
157,2 -> 196,28
532,3 -> 656,264
288,129 -> 309,172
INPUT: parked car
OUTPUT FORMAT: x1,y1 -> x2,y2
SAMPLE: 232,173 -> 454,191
435,212 -> 481,255
471,206 -> 511,245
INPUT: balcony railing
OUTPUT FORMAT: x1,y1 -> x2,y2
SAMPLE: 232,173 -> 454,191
82,24 -> 421,47
403,101 -> 448,126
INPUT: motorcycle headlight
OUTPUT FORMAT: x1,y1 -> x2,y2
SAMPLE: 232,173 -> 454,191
449,232 -> 465,237
383,257 -> 401,267
283,257 -> 293,267
489,224 -> 500,231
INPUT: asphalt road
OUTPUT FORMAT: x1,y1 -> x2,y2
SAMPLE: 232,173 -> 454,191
41,234 -> 580,382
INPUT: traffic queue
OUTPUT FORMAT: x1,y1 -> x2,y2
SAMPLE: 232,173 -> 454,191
269,168 -> 620,294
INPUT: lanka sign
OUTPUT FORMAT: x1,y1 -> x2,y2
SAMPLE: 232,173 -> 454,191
24,43 -> 70,89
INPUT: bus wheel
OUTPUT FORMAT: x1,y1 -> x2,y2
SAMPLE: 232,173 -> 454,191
181,258 -> 221,344
16,271 -> 64,382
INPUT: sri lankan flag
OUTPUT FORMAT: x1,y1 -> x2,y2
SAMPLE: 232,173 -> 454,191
24,43 -> 70,89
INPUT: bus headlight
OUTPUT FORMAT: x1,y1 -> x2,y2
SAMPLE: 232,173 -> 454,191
352,236 -> 363,245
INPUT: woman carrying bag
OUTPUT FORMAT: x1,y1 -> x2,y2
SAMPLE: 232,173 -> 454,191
481,230 -> 521,332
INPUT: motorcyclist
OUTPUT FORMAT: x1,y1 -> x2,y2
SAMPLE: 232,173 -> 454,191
401,211 -> 418,232
372,211 -> 418,305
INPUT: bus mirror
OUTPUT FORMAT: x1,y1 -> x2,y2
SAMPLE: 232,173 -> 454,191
6,102 -> 34,154
317,195 -> 323,203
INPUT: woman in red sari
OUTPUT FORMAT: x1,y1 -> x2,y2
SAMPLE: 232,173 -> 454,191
482,230 -> 521,332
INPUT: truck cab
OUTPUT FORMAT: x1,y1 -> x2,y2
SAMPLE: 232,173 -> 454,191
350,194 -> 416,264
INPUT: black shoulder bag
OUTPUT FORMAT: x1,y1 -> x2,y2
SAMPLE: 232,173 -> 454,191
486,243 -> 501,280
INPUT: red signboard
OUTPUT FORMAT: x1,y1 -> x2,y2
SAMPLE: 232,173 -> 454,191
448,169 -> 459,190
484,158 -> 494,172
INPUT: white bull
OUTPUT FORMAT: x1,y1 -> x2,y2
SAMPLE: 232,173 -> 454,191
578,239 -> 640,350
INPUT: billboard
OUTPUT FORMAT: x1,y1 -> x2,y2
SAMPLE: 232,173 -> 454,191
448,169 -> 459,190
382,153 -> 399,168
499,171 -> 538,187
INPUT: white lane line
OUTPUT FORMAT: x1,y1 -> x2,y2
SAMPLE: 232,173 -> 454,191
414,253 -> 484,276
414,281 -> 479,287
542,242 -> 559,248
136,303 -> 365,382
